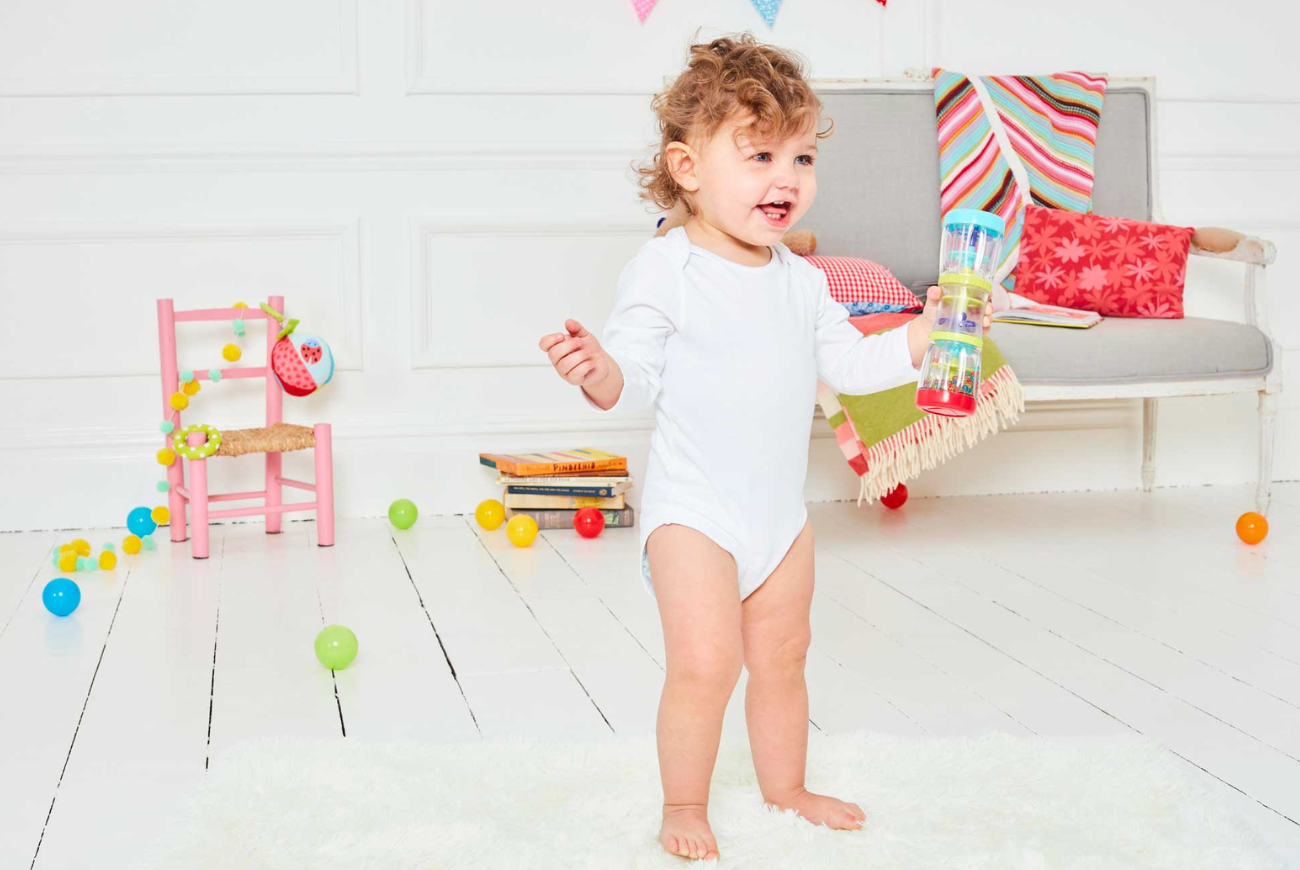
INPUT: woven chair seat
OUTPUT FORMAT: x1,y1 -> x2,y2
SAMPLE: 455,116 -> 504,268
213,422 -> 316,458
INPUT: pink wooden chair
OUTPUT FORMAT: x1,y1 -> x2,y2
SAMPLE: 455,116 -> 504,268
156,296 -> 334,559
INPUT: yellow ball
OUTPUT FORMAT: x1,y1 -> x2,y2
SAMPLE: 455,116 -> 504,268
182,380 -> 201,396
169,392 -> 189,411
71,538 -> 92,556
122,535 -> 142,555
157,447 -> 176,466
99,551 -> 117,570
475,499 -> 506,531
58,552 -> 78,572
506,515 -> 539,548
58,543 -> 76,554
222,343 -> 242,362
233,301 -> 248,309
151,506 -> 170,525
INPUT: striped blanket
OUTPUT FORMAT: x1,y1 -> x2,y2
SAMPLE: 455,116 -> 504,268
817,312 -> 1024,504
934,70 -> 1108,297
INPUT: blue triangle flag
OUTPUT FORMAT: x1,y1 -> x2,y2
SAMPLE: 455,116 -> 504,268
750,0 -> 783,27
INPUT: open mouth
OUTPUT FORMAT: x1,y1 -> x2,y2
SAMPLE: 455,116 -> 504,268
757,200 -> 792,226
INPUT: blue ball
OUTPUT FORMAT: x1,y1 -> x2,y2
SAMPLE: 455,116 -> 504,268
43,578 -> 81,617
127,506 -> 158,538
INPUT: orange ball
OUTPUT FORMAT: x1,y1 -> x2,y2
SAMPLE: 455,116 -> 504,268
182,380 -> 201,396
1235,511 -> 1269,545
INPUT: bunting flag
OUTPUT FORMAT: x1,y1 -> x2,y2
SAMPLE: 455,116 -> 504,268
750,0 -> 783,26
630,0 -> 658,22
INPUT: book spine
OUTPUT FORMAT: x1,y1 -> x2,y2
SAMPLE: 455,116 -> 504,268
505,493 -> 625,510
511,459 -> 628,477
505,506 -> 635,530
505,484 -> 617,498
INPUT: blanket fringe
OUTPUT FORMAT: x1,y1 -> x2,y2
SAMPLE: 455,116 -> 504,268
857,366 -> 1026,505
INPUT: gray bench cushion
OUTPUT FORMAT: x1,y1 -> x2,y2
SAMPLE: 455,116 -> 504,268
994,318 -> 1273,385
809,86 -> 1153,293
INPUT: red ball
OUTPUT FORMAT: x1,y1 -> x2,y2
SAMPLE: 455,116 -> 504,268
573,507 -> 605,538
880,483 -> 909,510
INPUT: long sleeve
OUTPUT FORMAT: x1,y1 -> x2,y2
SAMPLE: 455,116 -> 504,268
585,244 -> 681,415
812,266 -> 921,395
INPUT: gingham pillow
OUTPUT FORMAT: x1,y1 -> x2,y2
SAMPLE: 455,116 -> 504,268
804,255 -> 918,311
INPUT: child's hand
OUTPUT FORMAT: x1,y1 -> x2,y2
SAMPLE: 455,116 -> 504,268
539,319 -> 612,387
907,286 -> 994,368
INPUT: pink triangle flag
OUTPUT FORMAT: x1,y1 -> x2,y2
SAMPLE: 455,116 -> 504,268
631,0 -> 659,22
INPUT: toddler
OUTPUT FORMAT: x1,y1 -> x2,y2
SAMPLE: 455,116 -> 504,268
539,35 -> 990,862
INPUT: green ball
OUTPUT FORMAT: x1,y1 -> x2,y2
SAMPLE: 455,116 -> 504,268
388,498 -> 418,530
314,625 -> 358,670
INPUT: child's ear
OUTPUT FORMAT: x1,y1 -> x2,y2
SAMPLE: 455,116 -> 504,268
664,141 -> 700,193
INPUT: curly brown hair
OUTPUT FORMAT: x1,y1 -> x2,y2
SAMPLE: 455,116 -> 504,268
636,33 -> 832,215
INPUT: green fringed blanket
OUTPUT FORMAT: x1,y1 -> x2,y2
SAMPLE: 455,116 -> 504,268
817,312 -> 1024,503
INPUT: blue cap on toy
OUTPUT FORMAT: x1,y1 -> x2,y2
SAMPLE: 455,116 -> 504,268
943,208 -> 1006,237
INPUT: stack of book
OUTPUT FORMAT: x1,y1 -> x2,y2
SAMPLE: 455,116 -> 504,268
478,447 -> 635,531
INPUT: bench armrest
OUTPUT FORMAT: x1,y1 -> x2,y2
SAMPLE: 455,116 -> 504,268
1189,227 -> 1277,266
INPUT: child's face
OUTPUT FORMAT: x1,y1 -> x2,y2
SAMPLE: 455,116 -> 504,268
689,113 -> 818,248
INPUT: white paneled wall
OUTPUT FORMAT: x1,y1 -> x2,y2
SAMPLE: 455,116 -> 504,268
0,0 -> 1294,531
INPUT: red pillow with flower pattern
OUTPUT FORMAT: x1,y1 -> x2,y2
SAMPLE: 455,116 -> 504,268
1014,205 -> 1193,318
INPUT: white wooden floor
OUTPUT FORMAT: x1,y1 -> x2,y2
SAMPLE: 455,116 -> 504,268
2,483 -> 1299,868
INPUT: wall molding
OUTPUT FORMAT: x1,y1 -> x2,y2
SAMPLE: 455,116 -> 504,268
407,217 -> 650,370
0,216 -> 364,379
0,141 -> 647,175
0,0 -> 358,96
404,0 -> 653,95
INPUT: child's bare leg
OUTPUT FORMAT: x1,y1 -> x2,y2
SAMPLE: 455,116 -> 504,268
741,520 -> 866,830
647,524 -> 744,862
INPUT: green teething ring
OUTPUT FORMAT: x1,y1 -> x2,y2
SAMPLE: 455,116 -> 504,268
173,423 -> 222,459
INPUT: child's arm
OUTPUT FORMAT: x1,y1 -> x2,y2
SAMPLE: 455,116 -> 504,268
813,269 -> 923,395
538,249 -> 677,413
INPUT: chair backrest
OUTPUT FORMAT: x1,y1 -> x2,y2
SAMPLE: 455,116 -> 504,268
156,295 -> 285,438
805,79 -> 1156,292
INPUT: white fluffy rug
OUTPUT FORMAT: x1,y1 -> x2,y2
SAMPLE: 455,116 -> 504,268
143,731 -> 1285,869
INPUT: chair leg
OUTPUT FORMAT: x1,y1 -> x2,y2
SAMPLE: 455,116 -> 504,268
314,424 -> 335,547
169,465 -> 187,543
1257,391 -> 1277,516
190,457 -> 210,559
1141,397 -> 1157,493
265,451 -> 282,534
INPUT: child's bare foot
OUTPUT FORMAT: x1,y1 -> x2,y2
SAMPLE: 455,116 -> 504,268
766,787 -> 866,830
660,803 -> 720,861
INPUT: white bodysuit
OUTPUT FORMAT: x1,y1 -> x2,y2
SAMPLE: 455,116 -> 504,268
590,227 -> 921,601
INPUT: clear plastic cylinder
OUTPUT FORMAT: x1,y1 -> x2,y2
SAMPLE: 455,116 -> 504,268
939,208 -> 1006,284
915,339 -> 982,417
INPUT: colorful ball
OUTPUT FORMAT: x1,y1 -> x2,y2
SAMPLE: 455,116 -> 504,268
151,506 -> 170,525
58,552 -> 78,572
180,369 -> 195,383
208,369 -> 223,382
157,480 -> 170,493
475,499 -> 505,531
75,556 -> 87,571
388,498 -> 418,530
160,420 -> 175,434
99,551 -> 117,570
314,625 -> 358,670
1236,511 -> 1269,545
43,578 -> 80,617
122,535 -> 143,555
142,535 -> 155,551
880,484 -> 909,510
71,538 -> 91,557
233,301 -> 248,309
222,343 -> 242,362
506,515 -> 539,548
573,507 -> 605,539
157,447 -> 176,466
270,332 -> 334,398
103,542 -> 115,552
169,392 -> 189,411
182,380 -> 201,396
127,507 -> 158,537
